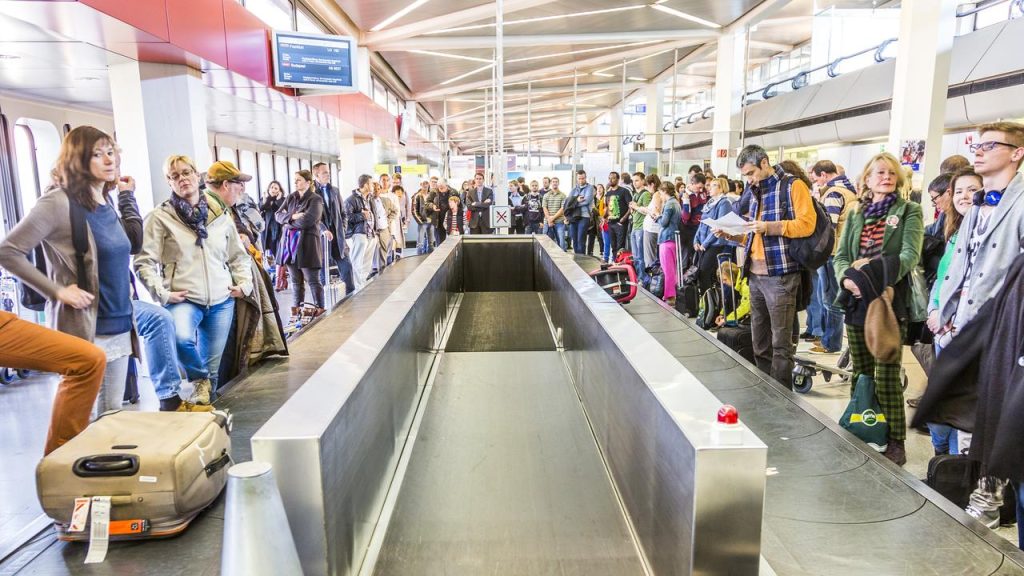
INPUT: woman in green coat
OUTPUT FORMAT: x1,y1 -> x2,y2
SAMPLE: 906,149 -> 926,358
833,152 -> 924,466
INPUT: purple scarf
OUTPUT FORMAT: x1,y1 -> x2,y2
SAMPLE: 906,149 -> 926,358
863,193 -> 896,223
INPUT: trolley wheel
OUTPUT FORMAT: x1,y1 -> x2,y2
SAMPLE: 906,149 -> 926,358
16,369 -> 30,379
822,370 -> 833,383
837,349 -> 851,369
793,373 -> 813,394
1,368 -> 16,385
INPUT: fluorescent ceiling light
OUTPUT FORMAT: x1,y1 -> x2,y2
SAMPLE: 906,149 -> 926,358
409,50 -> 492,64
591,72 -> 615,78
429,4 -> 648,35
440,63 -> 495,86
506,41 -> 660,64
627,77 -> 648,82
593,48 -> 675,74
371,0 -> 431,31
649,4 -> 721,29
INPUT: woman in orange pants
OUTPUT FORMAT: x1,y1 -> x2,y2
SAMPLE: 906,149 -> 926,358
0,311 -> 105,454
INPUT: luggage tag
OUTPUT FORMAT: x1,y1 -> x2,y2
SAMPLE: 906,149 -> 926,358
69,497 -> 91,533
84,496 -> 111,564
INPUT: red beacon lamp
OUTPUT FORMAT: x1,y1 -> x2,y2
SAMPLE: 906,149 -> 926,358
713,404 -> 743,445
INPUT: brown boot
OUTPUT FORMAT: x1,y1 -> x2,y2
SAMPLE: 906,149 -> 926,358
883,439 -> 907,466
290,306 -> 300,319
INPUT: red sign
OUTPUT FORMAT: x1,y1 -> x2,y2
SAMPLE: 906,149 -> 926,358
716,149 -> 728,158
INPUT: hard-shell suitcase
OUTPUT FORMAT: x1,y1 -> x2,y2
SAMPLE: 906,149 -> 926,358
37,410 -> 232,541
926,454 -> 980,509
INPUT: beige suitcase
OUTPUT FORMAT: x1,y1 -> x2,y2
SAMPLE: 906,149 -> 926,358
36,410 -> 232,541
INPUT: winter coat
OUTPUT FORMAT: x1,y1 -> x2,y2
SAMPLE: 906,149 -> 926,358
275,190 -> 325,270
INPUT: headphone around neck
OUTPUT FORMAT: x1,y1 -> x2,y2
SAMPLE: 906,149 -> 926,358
973,190 -> 1004,207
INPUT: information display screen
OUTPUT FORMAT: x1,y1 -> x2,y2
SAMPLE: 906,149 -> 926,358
271,31 -> 357,91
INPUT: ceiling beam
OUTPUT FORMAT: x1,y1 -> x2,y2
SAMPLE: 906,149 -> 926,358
418,82 -> 647,101
369,29 -> 718,51
748,40 -> 794,53
413,38 -> 703,100
362,0 -> 555,47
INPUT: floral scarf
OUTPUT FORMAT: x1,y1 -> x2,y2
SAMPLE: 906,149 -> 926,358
169,192 -> 209,246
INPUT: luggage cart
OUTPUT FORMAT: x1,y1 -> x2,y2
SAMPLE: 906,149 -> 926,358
0,271 -> 31,385
791,349 -> 908,394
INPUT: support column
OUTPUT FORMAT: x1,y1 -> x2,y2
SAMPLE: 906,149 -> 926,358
711,30 -> 747,177
338,135 -> 377,197
108,62 -> 210,213
644,83 -> 664,161
610,110 -> 623,171
887,0 -> 957,222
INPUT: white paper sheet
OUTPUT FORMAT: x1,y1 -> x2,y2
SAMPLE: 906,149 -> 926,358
701,211 -> 750,236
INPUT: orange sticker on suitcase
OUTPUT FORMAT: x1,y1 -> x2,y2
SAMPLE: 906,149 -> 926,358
109,519 -> 148,535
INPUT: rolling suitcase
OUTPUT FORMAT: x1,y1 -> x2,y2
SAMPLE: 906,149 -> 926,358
37,410 -> 232,541
590,263 -> 638,304
717,324 -> 754,364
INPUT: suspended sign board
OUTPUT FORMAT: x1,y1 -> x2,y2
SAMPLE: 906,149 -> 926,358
272,31 -> 358,92
625,104 -> 647,115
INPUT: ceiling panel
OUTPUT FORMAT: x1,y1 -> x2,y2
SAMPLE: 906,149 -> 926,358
331,0 -> 485,32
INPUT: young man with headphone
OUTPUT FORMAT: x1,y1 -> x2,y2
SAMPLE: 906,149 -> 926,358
935,121 -> 1024,528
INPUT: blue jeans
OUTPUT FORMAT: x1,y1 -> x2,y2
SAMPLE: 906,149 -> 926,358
545,222 -> 567,250
417,222 -> 434,255
928,423 -> 959,455
818,257 -> 844,351
526,222 -> 543,234
631,229 -> 647,284
805,268 -> 823,338
167,298 -> 235,389
602,229 -> 612,262
133,300 -> 183,401
569,217 -> 590,255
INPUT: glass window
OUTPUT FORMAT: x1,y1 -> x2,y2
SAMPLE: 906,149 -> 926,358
218,146 -> 237,166
274,154 -> 289,191
330,163 -> 339,191
975,3 -> 1010,29
246,0 -> 293,30
387,92 -> 399,116
298,158 -> 310,171
288,157 -> 300,180
13,119 -> 60,217
373,78 -> 388,109
296,7 -> 325,33
238,150 -> 257,200
257,152 -> 275,199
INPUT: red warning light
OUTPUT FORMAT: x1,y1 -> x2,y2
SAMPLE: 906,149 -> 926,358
717,404 -> 739,425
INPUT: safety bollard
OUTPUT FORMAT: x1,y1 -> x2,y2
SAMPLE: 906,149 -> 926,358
221,461 -> 302,576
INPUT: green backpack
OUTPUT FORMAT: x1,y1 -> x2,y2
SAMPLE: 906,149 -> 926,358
839,375 -> 889,453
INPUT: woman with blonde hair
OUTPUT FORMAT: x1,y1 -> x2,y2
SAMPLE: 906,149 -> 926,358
833,152 -> 924,466
134,154 -> 253,405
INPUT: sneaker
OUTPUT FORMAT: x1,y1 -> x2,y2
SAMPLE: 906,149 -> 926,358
965,505 -> 1001,529
192,378 -> 212,405
799,331 -> 816,341
176,400 -> 214,412
808,345 -> 838,355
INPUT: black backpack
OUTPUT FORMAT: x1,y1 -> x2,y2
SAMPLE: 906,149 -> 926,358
19,199 -> 90,311
696,287 -> 721,330
646,264 -> 664,299
777,175 -> 835,270
563,194 -> 582,223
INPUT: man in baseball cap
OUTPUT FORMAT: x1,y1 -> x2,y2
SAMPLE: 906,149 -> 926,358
205,160 -> 252,184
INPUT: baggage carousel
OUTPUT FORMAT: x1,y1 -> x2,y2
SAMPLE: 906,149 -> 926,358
5,237 -> 1024,576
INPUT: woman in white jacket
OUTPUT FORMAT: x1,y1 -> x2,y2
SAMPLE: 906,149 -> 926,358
134,155 -> 253,405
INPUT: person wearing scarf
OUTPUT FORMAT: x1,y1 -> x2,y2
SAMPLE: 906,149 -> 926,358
834,152 -> 924,466
134,155 -> 253,406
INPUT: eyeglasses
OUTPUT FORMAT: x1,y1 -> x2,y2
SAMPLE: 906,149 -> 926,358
928,190 -> 946,202
969,141 -> 1019,153
167,168 -> 196,181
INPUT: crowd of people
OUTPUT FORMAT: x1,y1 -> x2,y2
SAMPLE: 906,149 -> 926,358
0,119 -> 1022,546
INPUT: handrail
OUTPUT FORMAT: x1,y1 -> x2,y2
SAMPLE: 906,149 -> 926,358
955,0 -> 1024,18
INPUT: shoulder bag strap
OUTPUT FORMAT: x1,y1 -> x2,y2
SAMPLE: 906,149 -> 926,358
68,199 -> 90,292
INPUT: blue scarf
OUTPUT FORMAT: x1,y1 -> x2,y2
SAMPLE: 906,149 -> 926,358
169,193 -> 209,246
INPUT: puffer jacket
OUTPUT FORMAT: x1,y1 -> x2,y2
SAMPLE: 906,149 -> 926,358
134,199 -> 254,306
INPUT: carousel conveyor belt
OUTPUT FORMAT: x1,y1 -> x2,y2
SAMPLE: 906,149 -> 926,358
369,291 -> 646,575
571,255 -> 1024,576
0,257 -> 429,576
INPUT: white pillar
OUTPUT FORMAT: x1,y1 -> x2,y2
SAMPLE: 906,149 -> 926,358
339,136 -> 377,197
644,83 -> 664,162
711,30 -> 747,177
610,110 -> 623,171
888,0 -> 957,222
108,62 -> 210,213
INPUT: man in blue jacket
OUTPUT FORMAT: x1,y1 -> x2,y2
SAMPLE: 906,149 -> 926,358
568,169 -> 595,254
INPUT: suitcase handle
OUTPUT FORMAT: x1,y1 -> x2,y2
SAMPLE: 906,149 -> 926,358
73,454 -> 139,477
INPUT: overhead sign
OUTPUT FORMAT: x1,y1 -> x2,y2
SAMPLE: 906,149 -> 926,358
272,31 -> 357,92
400,164 -> 428,175
625,104 -> 647,115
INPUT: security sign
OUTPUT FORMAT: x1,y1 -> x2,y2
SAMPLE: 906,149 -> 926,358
491,206 -> 510,228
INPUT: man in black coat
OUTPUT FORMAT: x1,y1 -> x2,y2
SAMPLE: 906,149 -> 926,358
430,180 -> 454,246
312,162 -> 354,296
467,172 -> 493,234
